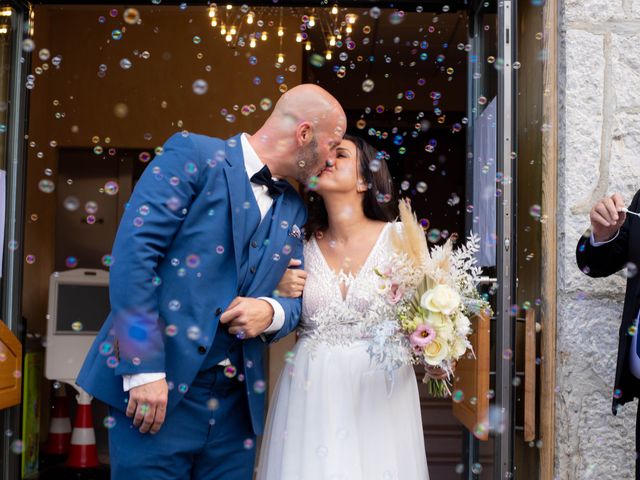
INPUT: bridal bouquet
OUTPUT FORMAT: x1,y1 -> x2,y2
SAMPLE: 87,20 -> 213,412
371,199 -> 491,397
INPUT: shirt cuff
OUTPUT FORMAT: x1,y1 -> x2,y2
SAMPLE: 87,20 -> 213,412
259,297 -> 285,334
122,372 -> 166,392
590,230 -> 620,247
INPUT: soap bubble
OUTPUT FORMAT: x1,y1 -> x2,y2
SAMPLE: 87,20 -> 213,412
192,79 -> 208,95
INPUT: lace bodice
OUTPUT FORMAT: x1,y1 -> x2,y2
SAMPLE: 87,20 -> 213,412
298,223 -> 405,350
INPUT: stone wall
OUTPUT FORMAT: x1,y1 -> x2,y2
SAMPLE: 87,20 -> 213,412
557,0 -> 640,478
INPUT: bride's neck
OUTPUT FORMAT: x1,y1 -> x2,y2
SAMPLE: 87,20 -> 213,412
322,195 -> 368,243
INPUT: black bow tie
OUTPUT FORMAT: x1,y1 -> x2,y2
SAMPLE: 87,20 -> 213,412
251,165 -> 287,198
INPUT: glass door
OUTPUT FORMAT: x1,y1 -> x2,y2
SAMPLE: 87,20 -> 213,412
463,0 -> 517,478
0,2 -> 33,479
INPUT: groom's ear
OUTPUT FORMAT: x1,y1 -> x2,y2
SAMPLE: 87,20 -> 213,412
296,122 -> 313,146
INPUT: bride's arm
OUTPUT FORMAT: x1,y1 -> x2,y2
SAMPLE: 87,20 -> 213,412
275,258 -> 307,298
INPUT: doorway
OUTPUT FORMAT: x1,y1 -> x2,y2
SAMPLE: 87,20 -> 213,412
0,2 -> 555,479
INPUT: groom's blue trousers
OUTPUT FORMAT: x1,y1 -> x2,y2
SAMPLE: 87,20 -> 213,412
107,365 -> 256,480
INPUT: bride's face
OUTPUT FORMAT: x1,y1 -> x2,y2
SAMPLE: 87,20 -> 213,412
314,139 -> 366,197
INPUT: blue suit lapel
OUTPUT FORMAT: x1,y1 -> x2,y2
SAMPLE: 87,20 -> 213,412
223,134 -> 249,281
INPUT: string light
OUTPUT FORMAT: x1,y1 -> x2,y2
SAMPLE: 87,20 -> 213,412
329,35 -> 336,47
295,32 -> 303,43
246,12 -> 254,24
277,53 -> 284,64
220,24 -> 226,35
325,50 -> 332,60
308,15 -> 315,27
261,31 -> 268,41
277,26 -> 284,37
305,41 -> 312,51
331,4 -> 338,15
250,37 -> 257,48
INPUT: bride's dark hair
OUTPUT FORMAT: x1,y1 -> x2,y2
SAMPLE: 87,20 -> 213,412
304,134 -> 398,240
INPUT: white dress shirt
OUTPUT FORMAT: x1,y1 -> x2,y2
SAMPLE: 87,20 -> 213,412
589,230 -> 640,378
122,133 -> 286,392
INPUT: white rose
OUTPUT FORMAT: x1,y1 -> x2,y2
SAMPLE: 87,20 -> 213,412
454,314 -> 471,336
420,284 -> 461,315
425,311 -> 448,329
452,337 -> 470,358
423,338 -> 450,366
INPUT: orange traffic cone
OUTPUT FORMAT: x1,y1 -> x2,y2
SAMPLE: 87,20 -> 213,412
43,383 -> 72,455
66,389 -> 99,468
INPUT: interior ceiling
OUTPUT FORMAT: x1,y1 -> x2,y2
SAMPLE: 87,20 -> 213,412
305,8 -> 469,114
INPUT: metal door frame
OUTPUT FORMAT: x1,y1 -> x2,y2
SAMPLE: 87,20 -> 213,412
1,2 -> 32,479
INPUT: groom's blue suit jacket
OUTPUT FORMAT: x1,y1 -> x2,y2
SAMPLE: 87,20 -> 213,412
76,132 -> 305,435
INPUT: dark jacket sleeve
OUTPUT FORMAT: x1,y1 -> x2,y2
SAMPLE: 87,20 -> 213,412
576,190 -> 640,278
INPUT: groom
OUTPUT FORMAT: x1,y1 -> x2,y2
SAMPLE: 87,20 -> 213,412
77,84 -> 346,479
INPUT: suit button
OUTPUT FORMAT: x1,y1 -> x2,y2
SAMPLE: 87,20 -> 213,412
250,266 -> 257,274
215,307 -> 222,316
251,241 -> 258,248
198,346 -> 206,354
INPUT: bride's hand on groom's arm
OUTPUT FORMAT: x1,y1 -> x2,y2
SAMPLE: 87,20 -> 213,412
276,259 -> 307,298
220,297 -> 275,338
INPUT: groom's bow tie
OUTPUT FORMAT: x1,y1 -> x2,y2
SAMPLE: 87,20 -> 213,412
251,165 -> 287,198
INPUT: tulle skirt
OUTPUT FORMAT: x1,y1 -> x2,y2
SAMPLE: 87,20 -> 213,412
257,337 -> 430,480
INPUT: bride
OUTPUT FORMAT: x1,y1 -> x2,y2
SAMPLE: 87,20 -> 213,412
257,135 -> 444,480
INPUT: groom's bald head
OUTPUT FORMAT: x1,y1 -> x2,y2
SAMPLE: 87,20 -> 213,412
270,84 -> 345,136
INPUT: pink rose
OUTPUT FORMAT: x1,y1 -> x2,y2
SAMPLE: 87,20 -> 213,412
387,283 -> 405,305
409,324 -> 436,353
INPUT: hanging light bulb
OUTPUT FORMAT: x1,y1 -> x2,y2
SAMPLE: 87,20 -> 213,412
246,12 -> 254,24
220,24 -> 227,35
325,50 -> 332,60
226,4 -> 233,10
277,26 -> 284,37
261,31 -> 268,41
208,6 -> 217,18
295,32 -> 303,43
346,24 -> 352,34
211,18 -> 218,27
346,13 -> 357,24
305,41 -> 312,51
308,15 -> 315,27
331,4 -> 338,15
230,26 -> 237,35
277,53 -> 285,64
225,33 -> 232,42
329,36 -> 336,47
250,37 -> 257,48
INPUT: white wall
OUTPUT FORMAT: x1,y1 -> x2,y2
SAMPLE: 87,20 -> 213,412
557,0 -> 640,477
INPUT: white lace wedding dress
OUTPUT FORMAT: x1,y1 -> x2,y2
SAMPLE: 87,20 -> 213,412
257,222 -> 430,480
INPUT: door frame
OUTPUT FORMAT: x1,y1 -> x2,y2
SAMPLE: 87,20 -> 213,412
4,1 -> 564,479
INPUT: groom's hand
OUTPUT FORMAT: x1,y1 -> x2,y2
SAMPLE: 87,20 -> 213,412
220,297 -> 274,338
126,378 -> 168,434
